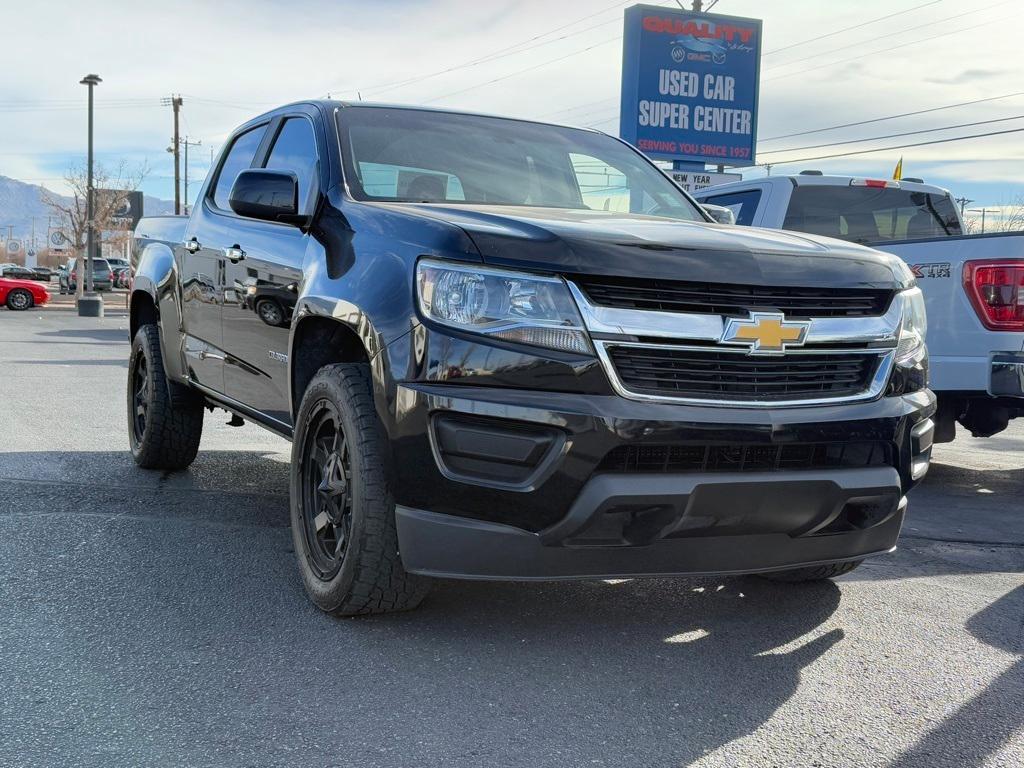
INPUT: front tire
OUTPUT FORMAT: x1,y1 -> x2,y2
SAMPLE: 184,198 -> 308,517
6,289 -> 33,311
128,324 -> 204,470
758,559 -> 863,583
290,363 -> 430,616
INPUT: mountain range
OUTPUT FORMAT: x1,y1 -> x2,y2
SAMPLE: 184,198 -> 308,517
0,175 -> 174,248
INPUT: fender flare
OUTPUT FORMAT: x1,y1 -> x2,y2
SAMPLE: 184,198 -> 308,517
130,241 -> 185,381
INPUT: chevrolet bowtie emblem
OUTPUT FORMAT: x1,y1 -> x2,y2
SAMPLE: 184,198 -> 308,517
721,312 -> 810,355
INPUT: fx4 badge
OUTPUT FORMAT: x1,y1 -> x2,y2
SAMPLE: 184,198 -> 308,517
721,312 -> 810,355
910,262 -> 951,279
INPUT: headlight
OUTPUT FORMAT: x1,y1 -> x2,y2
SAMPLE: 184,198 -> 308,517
896,287 -> 927,363
416,259 -> 592,354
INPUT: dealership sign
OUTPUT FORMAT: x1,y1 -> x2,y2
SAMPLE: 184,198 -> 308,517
48,227 -> 69,253
97,189 -> 144,230
619,4 -> 762,166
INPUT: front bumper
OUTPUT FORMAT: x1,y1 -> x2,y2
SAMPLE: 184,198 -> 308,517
388,375 -> 935,580
397,469 -> 906,580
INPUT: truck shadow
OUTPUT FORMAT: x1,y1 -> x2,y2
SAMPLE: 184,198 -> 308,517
2,448 -> 849,765
885,585 -> 1024,768
3,447 -> 1020,766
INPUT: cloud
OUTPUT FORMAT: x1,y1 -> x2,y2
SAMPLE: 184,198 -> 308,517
925,69 -> 1007,85
1,0 -> 1022,208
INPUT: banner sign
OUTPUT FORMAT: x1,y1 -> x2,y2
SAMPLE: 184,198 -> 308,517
619,4 -> 762,166
669,169 -> 741,194
5,239 -> 21,256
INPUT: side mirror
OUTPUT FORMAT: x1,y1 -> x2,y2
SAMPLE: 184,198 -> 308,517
701,203 -> 736,226
228,169 -> 305,225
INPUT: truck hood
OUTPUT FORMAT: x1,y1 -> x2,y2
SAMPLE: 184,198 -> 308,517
381,203 -> 907,289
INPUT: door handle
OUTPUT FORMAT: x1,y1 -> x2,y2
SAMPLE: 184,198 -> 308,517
184,238 -> 201,254
224,246 -> 246,263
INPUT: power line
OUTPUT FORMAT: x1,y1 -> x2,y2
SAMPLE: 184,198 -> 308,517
763,0 -> 1013,73
759,91 -> 1024,142
763,12 -> 1018,83
760,113 -> 1024,155
323,0 -> 635,100
745,126 -> 1024,167
539,0 -> 946,121
762,0 -> 943,56
422,36 -> 621,105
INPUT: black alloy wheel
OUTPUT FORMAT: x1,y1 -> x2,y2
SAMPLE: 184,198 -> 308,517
130,352 -> 150,446
299,401 -> 353,579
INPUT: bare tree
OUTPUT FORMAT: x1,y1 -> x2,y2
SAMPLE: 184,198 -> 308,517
993,194 -> 1024,232
42,160 -> 148,294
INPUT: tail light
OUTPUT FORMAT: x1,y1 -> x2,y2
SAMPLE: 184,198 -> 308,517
963,260 -> 1024,331
109,271 -> 114,281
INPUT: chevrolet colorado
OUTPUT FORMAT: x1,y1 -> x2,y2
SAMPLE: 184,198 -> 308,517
129,102 -> 934,615
695,173 -> 1024,442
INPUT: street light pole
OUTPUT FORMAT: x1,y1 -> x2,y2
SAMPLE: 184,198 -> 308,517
78,73 -> 103,317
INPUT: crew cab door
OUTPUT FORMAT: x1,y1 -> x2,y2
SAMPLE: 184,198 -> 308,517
220,113 -> 322,426
180,122 -> 268,393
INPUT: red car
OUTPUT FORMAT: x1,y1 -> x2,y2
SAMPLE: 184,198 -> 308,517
0,276 -> 50,311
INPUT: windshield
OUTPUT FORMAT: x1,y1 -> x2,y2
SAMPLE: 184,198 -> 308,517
337,107 -> 705,222
783,185 -> 963,244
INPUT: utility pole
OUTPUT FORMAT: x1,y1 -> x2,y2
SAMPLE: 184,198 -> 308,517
955,196 -> 974,217
168,136 -> 202,213
162,95 -> 183,214
968,207 -> 999,234
181,137 -> 202,215
78,74 -> 103,317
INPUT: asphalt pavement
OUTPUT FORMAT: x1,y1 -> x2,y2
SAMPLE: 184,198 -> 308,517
0,303 -> 1021,768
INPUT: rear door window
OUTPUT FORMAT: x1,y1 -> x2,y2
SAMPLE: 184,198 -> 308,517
783,186 -> 963,243
701,189 -> 762,226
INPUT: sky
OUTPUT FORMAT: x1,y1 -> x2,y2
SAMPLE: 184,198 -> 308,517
2,0 -> 1023,228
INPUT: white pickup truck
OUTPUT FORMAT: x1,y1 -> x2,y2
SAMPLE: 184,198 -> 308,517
694,172 -> 1024,442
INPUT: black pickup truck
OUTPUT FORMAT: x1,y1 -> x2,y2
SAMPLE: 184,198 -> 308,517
129,101 -> 935,615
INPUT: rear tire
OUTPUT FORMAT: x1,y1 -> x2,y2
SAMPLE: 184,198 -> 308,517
758,559 -> 863,583
290,363 -> 431,616
127,324 -> 204,470
6,289 -> 33,311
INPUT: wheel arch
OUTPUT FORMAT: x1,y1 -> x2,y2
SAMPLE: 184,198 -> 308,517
130,240 -> 185,382
289,312 -> 374,420
129,289 -> 160,340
